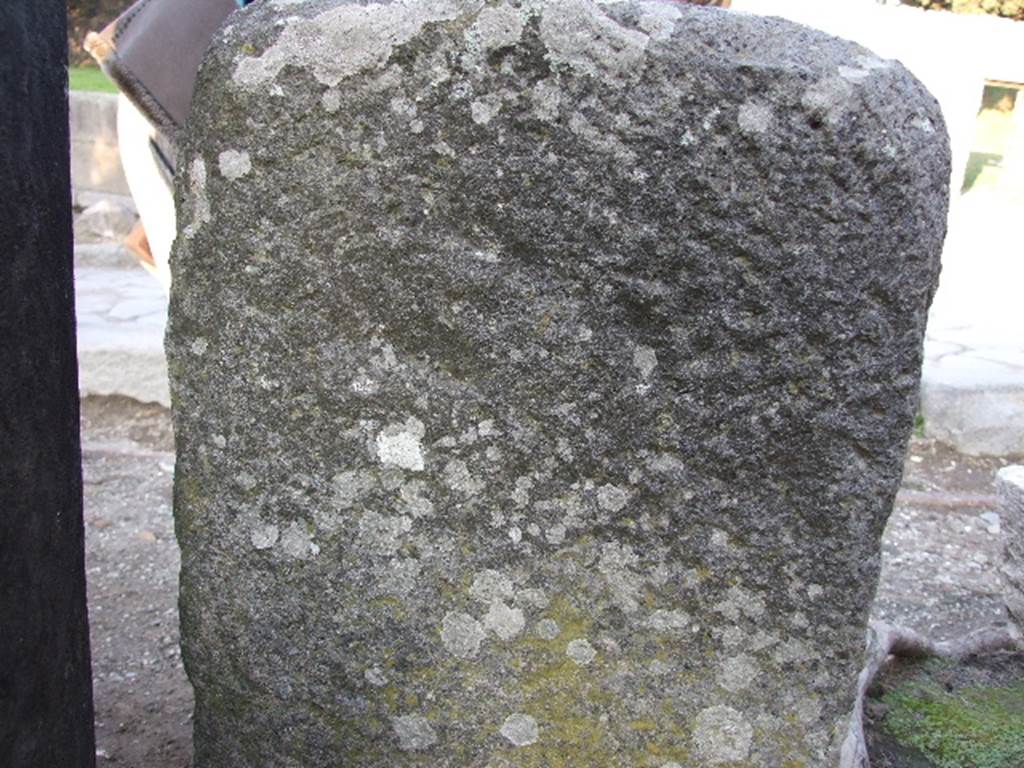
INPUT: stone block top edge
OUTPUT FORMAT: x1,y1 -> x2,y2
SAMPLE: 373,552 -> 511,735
202,0 -> 946,139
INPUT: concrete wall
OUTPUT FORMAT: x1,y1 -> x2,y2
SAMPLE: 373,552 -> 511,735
70,91 -> 129,203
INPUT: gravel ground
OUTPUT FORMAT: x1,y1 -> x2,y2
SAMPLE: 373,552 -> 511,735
80,396 -> 1020,768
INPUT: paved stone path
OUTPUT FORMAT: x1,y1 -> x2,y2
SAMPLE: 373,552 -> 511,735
75,256 -> 169,407
921,188 -> 1024,456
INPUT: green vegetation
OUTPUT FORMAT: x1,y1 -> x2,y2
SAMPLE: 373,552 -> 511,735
882,679 -> 1024,768
68,66 -> 117,94
901,0 -> 1024,21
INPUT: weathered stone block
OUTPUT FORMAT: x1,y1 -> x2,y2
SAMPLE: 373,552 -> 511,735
168,1 -> 949,765
997,465 -> 1024,633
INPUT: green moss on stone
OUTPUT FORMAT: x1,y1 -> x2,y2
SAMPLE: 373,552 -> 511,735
882,680 -> 1024,768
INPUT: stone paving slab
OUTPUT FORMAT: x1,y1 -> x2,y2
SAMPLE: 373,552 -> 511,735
919,187 -> 1024,457
75,263 -> 169,407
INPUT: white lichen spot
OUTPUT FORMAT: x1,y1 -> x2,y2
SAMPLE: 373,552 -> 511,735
912,116 -> 936,134
645,609 -> 690,633
536,618 -> 560,640
597,484 -> 631,513
702,106 -> 721,131
638,2 -> 681,41
441,612 -> 486,659
478,419 -> 498,437
376,417 -> 425,471
773,638 -> 811,665
838,65 -> 871,82
857,54 -> 891,70
190,337 -> 209,355
235,472 -> 257,491
232,2 -> 465,90
692,706 -> 753,765
713,585 -> 766,621
516,588 -> 549,609
399,481 -> 434,518
597,541 -> 644,613
508,526 -> 522,544
389,96 -> 418,119
465,3 -> 526,53
484,600 -> 525,640
280,522 -> 318,559
500,713 -> 539,747
470,569 -> 514,604
250,523 -> 279,550
710,528 -> 729,548
364,666 -> 387,687
737,102 -> 772,135
356,511 -> 412,555
470,93 -> 503,125
566,638 -> 597,666
795,696 -> 823,725
332,469 -> 376,508
321,89 -> 341,113
801,77 -> 855,126
545,523 -> 567,546
716,654 -> 760,693
218,149 -> 252,180
443,458 -> 483,495
633,345 -> 658,379
189,157 -> 211,229
391,714 -> 437,752
807,584 -> 824,600
211,433 -> 226,449
539,0 -> 649,84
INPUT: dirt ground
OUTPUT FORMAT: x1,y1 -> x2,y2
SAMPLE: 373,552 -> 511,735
80,395 -> 1021,768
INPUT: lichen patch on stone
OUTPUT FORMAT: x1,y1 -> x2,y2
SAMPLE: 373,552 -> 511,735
441,611 -> 486,658
538,0 -> 648,84
375,417 -> 425,471
484,600 -> 525,640
280,522 -> 318,559
597,484 -> 631,513
737,102 -> 773,134
536,618 -> 560,640
218,149 -> 252,180
716,654 -> 760,693
645,609 -> 690,633
566,638 -> 597,665
500,713 -> 539,747
233,0 -> 475,89
187,157 -> 211,234
391,714 -> 437,751
470,569 -> 515,604
692,705 -> 753,764
250,522 -> 279,550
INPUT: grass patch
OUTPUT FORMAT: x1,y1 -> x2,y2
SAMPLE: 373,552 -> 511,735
882,680 -> 1024,768
69,66 -> 117,94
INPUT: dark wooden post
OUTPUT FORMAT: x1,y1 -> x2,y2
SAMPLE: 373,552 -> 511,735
0,1 -> 97,766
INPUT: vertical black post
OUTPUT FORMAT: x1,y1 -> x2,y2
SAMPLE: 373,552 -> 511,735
0,2 -> 97,767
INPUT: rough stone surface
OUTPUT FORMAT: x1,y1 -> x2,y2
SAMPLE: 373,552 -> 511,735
997,465 -> 1024,633
0,2 -> 96,765
169,1 -> 949,765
